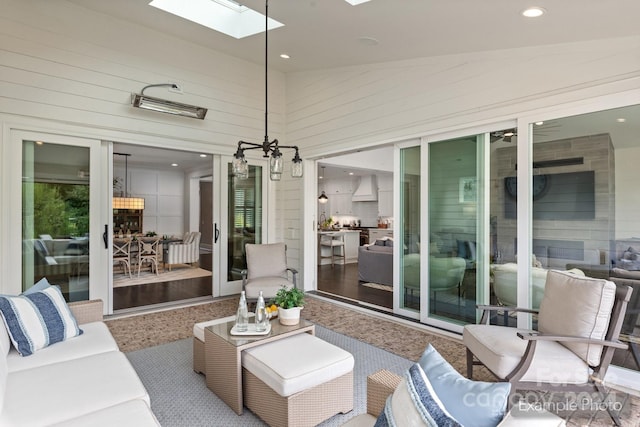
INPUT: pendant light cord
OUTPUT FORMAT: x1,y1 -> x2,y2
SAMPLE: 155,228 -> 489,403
264,0 -> 269,144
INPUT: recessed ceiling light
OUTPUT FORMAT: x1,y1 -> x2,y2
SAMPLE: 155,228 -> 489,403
348,172 -> 354,176
535,121 -> 544,126
522,7 -> 545,18
199,154 -> 207,158
345,0 -> 371,5
616,118 -> 626,123
171,163 -> 179,167
280,54 -> 290,59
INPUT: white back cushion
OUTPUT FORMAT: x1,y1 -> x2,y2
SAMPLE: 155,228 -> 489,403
538,270 -> 616,366
246,243 -> 287,279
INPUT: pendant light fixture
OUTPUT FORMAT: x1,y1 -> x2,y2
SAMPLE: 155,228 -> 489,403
318,166 -> 329,204
232,0 -> 303,181
113,153 -> 145,210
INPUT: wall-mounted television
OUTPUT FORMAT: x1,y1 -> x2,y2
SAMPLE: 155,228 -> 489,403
504,171 -> 595,220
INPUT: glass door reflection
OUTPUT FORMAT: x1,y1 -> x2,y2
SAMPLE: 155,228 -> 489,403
22,141 -> 90,301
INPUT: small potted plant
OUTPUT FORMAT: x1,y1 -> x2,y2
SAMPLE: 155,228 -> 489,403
270,286 -> 305,325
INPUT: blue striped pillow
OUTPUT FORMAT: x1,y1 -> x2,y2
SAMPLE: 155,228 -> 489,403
375,363 -> 462,427
0,285 -> 82,356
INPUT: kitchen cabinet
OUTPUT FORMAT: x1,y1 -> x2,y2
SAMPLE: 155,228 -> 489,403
378,190 -> 393,217
329,193 -> 353,215
369,229 -> 393,242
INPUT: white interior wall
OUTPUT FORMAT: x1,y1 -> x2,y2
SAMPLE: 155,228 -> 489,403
615,146 -> 640,239
113,164 -> 185,237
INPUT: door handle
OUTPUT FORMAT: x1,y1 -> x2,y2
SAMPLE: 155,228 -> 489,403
214,223 -> 220,244
102,224 -> 109,249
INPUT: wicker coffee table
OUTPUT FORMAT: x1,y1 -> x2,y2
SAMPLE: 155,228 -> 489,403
204,318 -> 315,415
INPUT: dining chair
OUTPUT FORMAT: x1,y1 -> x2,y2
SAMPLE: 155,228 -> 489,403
137,237 -> 160,277
113,237 -> 132,278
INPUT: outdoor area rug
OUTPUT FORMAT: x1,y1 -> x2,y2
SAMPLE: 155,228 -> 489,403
361,282 -> 393,292
109,296 -> 639,425
126,325 -> 413,426
113,266 -> 212,288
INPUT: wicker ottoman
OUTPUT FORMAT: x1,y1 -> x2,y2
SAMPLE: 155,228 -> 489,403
242,333 -> 354,427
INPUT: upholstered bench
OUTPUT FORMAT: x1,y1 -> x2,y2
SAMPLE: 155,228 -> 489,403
241,333 -> 354,427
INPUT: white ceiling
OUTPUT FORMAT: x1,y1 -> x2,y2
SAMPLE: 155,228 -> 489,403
68,0 -> 640,73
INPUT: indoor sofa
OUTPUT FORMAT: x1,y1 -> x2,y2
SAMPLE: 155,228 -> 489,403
358,240 -> 394,286
0,296 -> 159,426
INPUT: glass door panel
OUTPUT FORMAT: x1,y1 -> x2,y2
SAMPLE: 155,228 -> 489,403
427,136 -> 479,324
489,128 -> 521,326
22,140 -> 91,301
222,162 -> 264,295
529,106 -> 639,379
399,146 -> 421,311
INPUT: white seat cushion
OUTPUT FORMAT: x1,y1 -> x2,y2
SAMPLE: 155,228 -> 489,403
1,351 -> 149,427
245,277 -> 293,299
50,399 -> 160,427
463,324 -> 590,384
7,322 -> 118,372
242,333 -> 354,397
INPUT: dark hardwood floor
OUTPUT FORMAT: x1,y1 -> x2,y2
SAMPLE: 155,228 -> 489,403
113,252 -> 213,311
317,263 -> 393,310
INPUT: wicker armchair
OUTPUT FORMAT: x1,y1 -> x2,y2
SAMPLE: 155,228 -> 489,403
341,370 -> 401,426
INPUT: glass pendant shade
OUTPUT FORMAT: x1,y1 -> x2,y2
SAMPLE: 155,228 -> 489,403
233,156 -> 248,179
291,151 -> 303,178
318,191 -> 328,204
291,160 -> 303,178
270,152 -> 283,174
270,171 -> 282,181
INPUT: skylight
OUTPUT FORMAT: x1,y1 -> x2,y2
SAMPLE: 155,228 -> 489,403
149,0 -> 284,39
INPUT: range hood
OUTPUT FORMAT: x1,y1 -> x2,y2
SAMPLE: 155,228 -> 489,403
352,175 -> 378,202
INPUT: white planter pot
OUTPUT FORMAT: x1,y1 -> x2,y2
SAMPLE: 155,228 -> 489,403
278,306 -> 302,326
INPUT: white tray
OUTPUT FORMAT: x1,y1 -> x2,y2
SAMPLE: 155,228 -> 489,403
230,323 -> 271,336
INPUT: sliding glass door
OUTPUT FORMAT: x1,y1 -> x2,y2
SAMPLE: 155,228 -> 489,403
2,130 -> 107,304
219,157 -> 267,296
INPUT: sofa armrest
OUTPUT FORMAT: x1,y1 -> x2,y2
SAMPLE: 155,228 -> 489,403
366,370 -> 402,417
69,299 -> 104,324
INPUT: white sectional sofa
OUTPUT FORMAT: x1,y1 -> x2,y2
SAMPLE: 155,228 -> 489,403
0,299 -> 159,427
